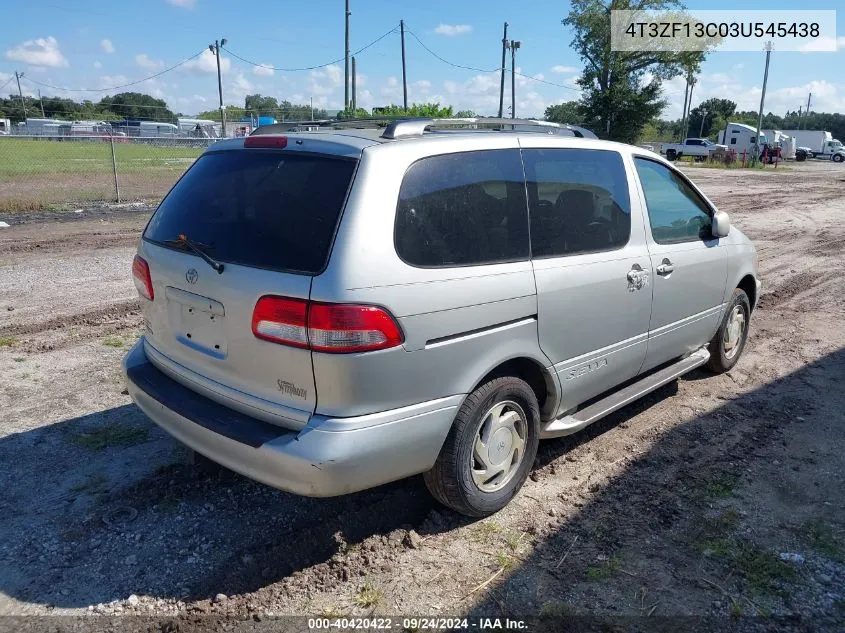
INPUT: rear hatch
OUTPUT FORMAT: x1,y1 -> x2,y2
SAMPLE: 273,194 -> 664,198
137,143 -> 357,429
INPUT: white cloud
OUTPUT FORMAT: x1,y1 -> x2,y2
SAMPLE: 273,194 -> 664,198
226,72 -> 253,104
166,0 -> 195,7
412,79 -> 431,93
252,64 -> 274,76
435,24 -> 472,36
93,60 -> 102,69
100,39 -> 115,54
5,36 -> 68,68
309,63 -> 343,96
183,48 -> 229,74
135,53 -> 164,70
551,65 -> 578,73
798,36 -> 845,53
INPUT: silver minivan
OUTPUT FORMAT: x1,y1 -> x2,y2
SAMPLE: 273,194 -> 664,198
124,119 -> 760,517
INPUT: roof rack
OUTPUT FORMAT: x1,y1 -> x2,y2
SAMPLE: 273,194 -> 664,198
250,117 -> 598,140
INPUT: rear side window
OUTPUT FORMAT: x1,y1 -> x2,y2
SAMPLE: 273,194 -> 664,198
395,149 -> 529,267
522,148 -> 631,257
144,151 -> 355,274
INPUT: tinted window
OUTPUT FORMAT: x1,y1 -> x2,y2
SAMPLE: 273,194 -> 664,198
522,148 -> 631,257
634,157 -> 713,244
395,150 -> 529,267
730,137 -> 737,145
145,151 -> 355,274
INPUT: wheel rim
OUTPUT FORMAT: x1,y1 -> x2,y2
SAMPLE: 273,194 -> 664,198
471,400 -> 528,493
723,305 -> 747,360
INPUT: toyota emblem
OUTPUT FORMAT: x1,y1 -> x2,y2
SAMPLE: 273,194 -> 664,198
186,268 -> 198,284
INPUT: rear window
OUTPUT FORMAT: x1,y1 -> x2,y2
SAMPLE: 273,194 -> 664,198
144,150 -> 356,274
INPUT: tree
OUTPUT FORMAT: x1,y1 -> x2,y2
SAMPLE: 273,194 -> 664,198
686,98 -> 736,137
98,92 -> 176,122
371,103 -> 455,117
244,94 -> 279,115
562,0 -> 707,143
544,101 -> 583,124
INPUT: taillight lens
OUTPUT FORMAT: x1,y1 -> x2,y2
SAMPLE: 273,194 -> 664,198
132,255 -> 154,301
252,296 -> 309,348
251,296 -> 403,353
244,135 -> 287,148
308,303 -> 403,353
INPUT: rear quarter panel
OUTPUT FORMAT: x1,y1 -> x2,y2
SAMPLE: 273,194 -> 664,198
309,136 -> 559,418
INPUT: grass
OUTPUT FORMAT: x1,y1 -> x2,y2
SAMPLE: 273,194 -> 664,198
474,520 -> 503,539
102,336 -> 125,348
698,537 -> 797,593
71,423 -> 149,451
156,489 -> 181,515
585,556 -> 620,581
69,473 -> 108,497
702,472 -> 741,498
354,580 -> 384,609
495,550 -> 516,570
12,357 -> 25,362
797,519 -> 844,562
0,336 -> 16,347
540,601 -> 576,617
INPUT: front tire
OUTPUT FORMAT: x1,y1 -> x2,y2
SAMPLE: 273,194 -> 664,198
833,153 -> 844,163
707,288 -> 751,373
424,377 -> 540,517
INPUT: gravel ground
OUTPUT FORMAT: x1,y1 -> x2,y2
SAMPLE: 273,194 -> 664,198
0,161 -> 843,631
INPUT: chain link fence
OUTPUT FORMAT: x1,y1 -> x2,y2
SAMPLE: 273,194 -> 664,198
0,135 -> 216,212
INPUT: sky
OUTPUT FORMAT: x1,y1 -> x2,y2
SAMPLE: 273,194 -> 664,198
1,0 -> 844,121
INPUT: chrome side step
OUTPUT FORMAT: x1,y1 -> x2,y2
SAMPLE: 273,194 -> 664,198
540,347 -> 710,439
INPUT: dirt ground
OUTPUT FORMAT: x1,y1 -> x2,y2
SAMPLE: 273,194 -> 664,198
0,161 -> 843,631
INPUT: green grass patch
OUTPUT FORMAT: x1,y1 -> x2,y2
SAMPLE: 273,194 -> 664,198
586,556 -> 620,581
698,538 -> 797,593
702,472 -> 741,498
12,357 -> 25,362
0,336 -> 16,348
354,580 -> 384,609
797,519 -> 844,562
69,473 -> 108,497
71,423 -> 149,450
102,336 -> 125,348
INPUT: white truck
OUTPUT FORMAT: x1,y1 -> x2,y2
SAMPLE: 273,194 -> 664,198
0,118 -> 10,135
779,130 -> 844,162
661,137 -> 727,161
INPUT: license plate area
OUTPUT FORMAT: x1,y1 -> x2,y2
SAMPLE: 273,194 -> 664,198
165,286 -> 227,359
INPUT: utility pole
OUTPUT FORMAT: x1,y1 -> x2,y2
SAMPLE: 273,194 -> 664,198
310,96 -> 314,121
38,89 -> 45,117
14,71 -> 26,120
498,22 -> 508,118
680,75 -> 690,141
351,56 -> 357,113
344,0 -> 351,111
803,92 -> 811,129
753,42 -> 773,166
400,20 -> 408,111
510,40 -> 521,119
699,110 -> 707,137
684,77 -> 696,138
209,39 -> 227,137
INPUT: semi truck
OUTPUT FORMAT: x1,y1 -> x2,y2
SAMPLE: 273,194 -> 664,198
779,130 -> 844,162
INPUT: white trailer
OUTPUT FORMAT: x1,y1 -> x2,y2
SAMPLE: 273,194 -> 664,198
779,130 -> 844,160
761,129 -> 796,160
177,118 -> 221,138
717,123 -> 769,156
139,121 -> 178,137
0,118 -> 10,135
22,118 -> 65,136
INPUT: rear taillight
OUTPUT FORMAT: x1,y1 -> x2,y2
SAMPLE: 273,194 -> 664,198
244,135 -> 287,148
252,296 -> 309,348
132,255 -> 154,301
252,296 -> 403,353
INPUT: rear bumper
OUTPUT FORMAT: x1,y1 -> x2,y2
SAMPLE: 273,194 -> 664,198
123,338 -> 460,497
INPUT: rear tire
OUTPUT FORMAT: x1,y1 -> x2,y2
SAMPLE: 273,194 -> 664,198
666,149 -> 677,161
423,377 -> 540,517
707,288 -> 751,373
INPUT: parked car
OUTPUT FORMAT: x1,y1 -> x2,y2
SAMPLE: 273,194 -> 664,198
124,119 -> 761,517
661,137 -> 728,161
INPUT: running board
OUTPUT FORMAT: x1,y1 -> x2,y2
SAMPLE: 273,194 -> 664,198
540,347 -> 710,439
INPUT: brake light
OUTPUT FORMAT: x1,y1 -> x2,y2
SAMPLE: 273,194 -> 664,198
244,135 -> 287,149
132,255 -> 154,301
252,296 -> 308,348
251,296 -> 403,353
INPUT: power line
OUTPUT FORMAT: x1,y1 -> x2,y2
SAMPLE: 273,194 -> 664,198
404,28 -> 499,73
512,70 -> 579,91
223,25 -> 399,72
21,50 -> 205,93
0,75 -> 14,92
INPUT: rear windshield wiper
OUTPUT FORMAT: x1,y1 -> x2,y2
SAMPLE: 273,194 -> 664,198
164,234 -> 225,274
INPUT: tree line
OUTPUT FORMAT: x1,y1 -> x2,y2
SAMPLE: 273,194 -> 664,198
0,92 -> 178,123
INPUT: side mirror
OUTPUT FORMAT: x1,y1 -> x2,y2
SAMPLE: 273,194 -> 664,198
712,210 -> 731,238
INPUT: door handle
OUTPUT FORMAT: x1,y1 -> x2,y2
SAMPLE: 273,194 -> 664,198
656,259 -> 674,276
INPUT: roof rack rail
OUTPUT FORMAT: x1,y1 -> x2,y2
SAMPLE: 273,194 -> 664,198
250,117 -> 598,140
381,118 -> 597,140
